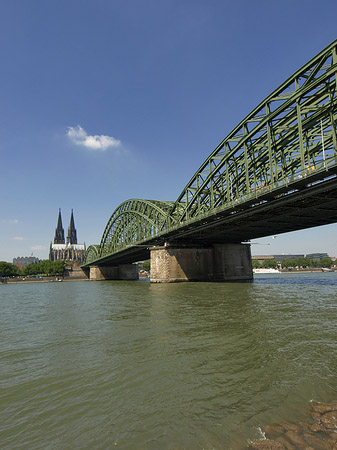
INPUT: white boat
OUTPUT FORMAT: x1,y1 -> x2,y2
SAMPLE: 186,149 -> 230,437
253,268 -> 280,274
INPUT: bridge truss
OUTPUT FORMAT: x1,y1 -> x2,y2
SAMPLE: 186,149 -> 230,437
83,40 -> 337,266
171,39 -> 337,221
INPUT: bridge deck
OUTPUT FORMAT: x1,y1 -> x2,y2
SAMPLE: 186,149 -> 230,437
86,168 -> 337,266
83,40 -> 337,268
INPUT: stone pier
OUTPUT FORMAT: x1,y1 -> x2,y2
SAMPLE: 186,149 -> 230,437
150,243 -> 252,283
89,264 -> 139,281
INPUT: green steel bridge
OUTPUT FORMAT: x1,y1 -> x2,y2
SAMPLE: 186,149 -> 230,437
83,40 -> 337,268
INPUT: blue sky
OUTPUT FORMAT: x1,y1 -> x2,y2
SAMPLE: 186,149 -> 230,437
1,0 -> 337,262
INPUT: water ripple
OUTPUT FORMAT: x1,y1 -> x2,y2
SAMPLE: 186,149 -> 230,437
1,276 -> 337,449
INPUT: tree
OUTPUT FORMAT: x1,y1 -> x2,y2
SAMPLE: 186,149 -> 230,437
281,259 -> 298,269
23,260 -> 66,276
142,260 -> 150,271
294,257 -> 312,268
252,260 -> 261,269
0,261 -> 20,277
319,257 -> 333,268
281,259 -> 294,268
262,259 -> 278,269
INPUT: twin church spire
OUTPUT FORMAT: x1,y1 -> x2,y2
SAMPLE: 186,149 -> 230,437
53,209 -> 77,245
50,209 -> 85,263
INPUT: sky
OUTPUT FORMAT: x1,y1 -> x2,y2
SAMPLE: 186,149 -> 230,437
1,0 -> 337,262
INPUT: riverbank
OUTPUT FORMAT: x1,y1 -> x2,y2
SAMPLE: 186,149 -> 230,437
1,275 -> 89,284
249,400 -> 337,449
280,268 -> 335,273
1,266 -> 89,284
2,269 -> 336,284
254,269 -> 336,274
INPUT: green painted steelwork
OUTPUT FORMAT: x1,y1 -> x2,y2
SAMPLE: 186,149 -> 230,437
86,199 -> 174,264
170,39 -> 337,222
83,245 -> 100,265
84,39 -> 337,267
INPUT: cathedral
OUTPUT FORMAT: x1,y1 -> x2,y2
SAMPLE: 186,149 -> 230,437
49,209 -> 86,263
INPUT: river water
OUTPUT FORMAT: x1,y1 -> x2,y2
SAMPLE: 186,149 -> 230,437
1,273 -> 337,449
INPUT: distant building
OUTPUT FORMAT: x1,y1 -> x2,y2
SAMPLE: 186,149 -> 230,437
252,253 -> 330,264
273,254 -> 305,264
306,253 -> 329,262
13,256 -> 40,271
49,209 -> 86,263
252,254 -> 305,264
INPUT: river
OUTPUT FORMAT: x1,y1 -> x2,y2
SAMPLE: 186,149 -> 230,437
1,273 -> 337,449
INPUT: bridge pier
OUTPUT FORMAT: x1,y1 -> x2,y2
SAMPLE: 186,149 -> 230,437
150,243 -> 253,283
89,264 -> 139,281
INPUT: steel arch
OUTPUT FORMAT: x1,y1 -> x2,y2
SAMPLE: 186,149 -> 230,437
83,245 -> 100,264
99,199 -> 174,256
84,40 -> 337,265
167,39 -> 337,223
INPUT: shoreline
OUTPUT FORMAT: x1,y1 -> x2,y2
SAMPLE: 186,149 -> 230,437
280,268 -> 335,272
249,400 -> 337,449
1,276 -> 89,285
1,270 -> 336,285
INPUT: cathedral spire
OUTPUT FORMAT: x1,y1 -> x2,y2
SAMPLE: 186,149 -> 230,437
54,208 -> 65,244
66,209 -> 78,245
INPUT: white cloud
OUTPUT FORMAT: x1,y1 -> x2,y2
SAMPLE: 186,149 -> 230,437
66,125 -> 121,151
31,245 -> 46,251
12,236 -> 24,241
1,219 -> 19,224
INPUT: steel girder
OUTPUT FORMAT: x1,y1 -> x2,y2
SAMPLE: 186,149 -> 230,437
84,40 -> 337,266
83,245 -> 100,264
168,39 -> 337,223
98,199 -> 174,259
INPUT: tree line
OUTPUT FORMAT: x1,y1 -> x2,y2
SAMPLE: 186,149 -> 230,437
0,260 -> 66,277
253,256 -> 333,269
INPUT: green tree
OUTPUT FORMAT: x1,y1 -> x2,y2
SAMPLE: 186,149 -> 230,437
142,260 -> 150,271
23,260 -> 66,276
281,259 -> 294,268
23,261 -> 42,275
252,260 -> 261,269
294,257 -> 312,268
51,260 -> 66,275
262,259 -> 278,269
319,257 -> 333,268
0,261 -> 20,277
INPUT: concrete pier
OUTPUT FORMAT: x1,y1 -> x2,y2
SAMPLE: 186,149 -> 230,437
89,264 -> 139,281
150,243 -> 252,283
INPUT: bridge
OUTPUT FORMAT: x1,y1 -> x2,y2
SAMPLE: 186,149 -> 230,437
82,39 -> 337,282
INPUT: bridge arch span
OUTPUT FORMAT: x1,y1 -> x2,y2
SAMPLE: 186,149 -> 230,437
168,39 -> 337,223
83,245 -> 100,265
99,199 -> 174,257
84,39 -> 337,269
